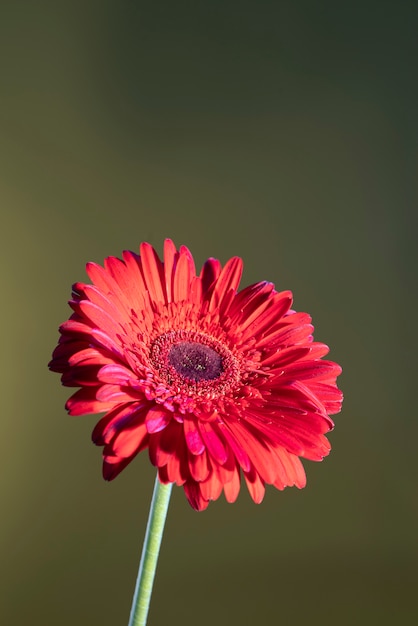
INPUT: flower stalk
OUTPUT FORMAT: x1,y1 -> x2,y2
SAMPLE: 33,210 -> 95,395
128,475 -> 173,626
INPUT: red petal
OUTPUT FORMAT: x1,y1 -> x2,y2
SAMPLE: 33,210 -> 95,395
238,291 -> 293,342
261,346 -> 311,368
188,449 -> 210,481
145,406 -> 172,434
198,421 -> 228,465
223,468 -> 241,503
264,383 -> 326,413
173,246 -> 195,302
217,421 -> 251,472
103,455 -> 138,481
97,364 -> 137,384
308,383 -> 343,415
163,239 -> 179,303
228,281 -> 275,323
111,422 -> 149,457
200,472 -> 224,502
188,275 -> 203,307
227,421 -> 276,483
120,251 -> 151,311
208,257 -> 243,313
280,360 -> 342,383
304,343 -> 331,360
270,446 -> 307,489
183,417 -> 205,455
243,412 -> 305,457
61,364 -> 102,387
200,258 -> 222,299
140,242 -> 166,305
59,319 -> 124,359
86,261 -> 117,296
68,348 -> 114,367
95,384 -> 141,404
165,454 -> 185,484
148,422 -> 182,467
86,260 -> 136,316
77,301 -> 122,344
164,434 -> 188,485
256,322 -> 314,349
92,403 -> 147,445
65,387 -> 114,416
82,285 -> 126,325
104,255 -> 139,299
183,481 -> 210,511
50,339 -> 90,367
243,466 -> 265,504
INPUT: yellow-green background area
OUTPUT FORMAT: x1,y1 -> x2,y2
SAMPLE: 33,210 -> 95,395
1,1 -> 416,625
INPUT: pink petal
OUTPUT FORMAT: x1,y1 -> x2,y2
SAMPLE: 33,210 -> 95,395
97,364 -> 138,385
95,384 -> 141,404
145,407 -> 172,434
183,417 -> 205,455
68,348 -> 114,367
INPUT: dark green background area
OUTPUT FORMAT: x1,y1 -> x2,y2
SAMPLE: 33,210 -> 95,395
1,1 -> 416,625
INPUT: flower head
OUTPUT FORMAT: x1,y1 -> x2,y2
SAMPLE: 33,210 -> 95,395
49,240 -> 343,510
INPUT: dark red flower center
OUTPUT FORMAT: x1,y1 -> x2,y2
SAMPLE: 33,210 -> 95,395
149,330 -> 241,396
168,341 -> 223,382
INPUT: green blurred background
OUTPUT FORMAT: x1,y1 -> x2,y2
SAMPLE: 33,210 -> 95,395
1,1 -> 416,624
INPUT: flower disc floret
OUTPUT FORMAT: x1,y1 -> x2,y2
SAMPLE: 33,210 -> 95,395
150,329 -> 241,397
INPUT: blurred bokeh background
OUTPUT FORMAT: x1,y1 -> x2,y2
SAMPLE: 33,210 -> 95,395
1,1 -> 417,624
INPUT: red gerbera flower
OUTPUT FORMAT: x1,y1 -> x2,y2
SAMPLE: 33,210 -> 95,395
49,240 -> 343,511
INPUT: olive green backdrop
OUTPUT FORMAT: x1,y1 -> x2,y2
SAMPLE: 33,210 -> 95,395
1,1 -> 416,625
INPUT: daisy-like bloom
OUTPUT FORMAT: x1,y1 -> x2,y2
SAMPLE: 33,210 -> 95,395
49,240 -> 343,511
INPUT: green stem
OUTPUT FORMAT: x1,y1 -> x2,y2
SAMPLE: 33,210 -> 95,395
128,475 -> 173,626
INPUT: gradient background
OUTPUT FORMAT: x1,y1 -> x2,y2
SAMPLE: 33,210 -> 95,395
1,2 -> 417,625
